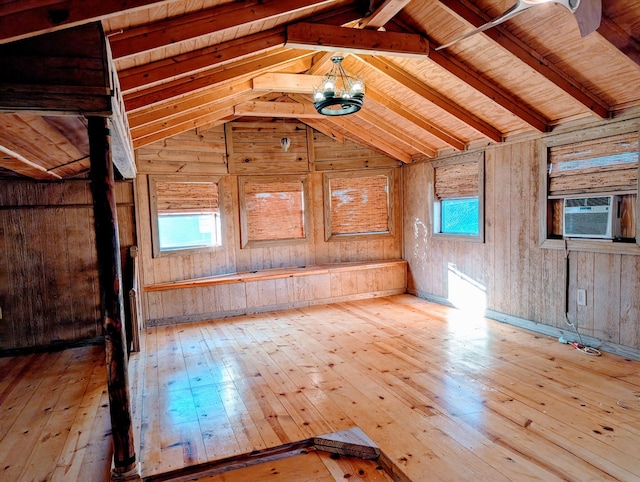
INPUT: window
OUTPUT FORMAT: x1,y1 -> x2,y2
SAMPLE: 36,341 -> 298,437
238,175 -> 310,248
432,152 -> 484,241
149,176 -> 222,257
539,124 -> 640,254
323,169 -> 395,240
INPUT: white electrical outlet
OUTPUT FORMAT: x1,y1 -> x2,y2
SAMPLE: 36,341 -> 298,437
577,289 -> 587,306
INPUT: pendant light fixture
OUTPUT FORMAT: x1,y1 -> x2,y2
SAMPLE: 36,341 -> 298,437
313,56 -> 365,116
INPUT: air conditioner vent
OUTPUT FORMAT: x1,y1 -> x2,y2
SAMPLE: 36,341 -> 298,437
563,195 -> 620,239
564,196 -> 611,208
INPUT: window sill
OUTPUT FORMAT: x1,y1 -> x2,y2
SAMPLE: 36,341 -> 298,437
540,238 -> 640,255
432,233 -> 484,243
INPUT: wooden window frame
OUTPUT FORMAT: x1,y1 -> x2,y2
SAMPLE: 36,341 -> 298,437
430,153 -> 485,243
538,121 -> 640,255
323,169 -> 396,242
149,175 -> 223,258
238,174 -> 311,249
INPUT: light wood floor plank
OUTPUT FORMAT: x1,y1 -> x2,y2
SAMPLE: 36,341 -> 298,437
3,295 -> 640,481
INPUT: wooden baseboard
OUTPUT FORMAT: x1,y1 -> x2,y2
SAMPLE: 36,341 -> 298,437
0,336 -> 104,358
410,289 -> 640,361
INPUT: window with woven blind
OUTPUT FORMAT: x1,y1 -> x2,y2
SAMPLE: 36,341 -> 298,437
238,175 -> 310,248
548,132 -> 638,197
149,176 -> 222,257
323,169 -> 395,240
432,152 -> 484,240
540,124 -> 639,254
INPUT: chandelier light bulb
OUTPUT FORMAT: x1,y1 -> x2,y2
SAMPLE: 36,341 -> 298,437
313,56 -> 365,116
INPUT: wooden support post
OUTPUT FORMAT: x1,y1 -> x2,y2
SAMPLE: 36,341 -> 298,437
88,116 -> 140,481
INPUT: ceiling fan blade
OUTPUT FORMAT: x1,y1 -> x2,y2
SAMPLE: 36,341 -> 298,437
435,1 -> 533,51
574,0 -> 601,36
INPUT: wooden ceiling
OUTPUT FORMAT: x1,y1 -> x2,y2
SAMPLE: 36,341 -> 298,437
1,0 -> 639,178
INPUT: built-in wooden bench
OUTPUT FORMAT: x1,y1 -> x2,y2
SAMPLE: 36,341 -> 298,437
143,260 -> 407,326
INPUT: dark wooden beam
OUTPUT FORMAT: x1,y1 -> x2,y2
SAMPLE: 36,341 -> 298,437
437,0 -> 610,119
88,116 -> 139,481
108,0 -> 334,60
0,23 -> 112,115
358,0 -> 412,29
286,22 -> 429,57
597,14 -> 640,67
0,0 -> 179,44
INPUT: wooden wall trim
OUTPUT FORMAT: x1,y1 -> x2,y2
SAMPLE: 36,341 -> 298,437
410,289 -> 640,361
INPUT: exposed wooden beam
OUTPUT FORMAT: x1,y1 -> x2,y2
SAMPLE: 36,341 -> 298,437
108,0 -> 334,59
128,81 -> 254,129
356,55 -> 505,142
597,14 -> 640,68
118,29 -> 287,93
252,72 -> 320,94
0,145 -> 62,180
308,52 -> 342,74
300,118 -> 346,143
253,72 -> 464,150
356,108 -> 435,157
131,92 -> 260,147
438,0 -> 610,119
134,110 -> 238,149
87,116 -> 138,479
325,115 -> 412,163
365,87 -> 466,151
358,0 -> 412,30
426,49 -> 551,133
286,22 -> 429,57
124,49 -> 312,112
234,100 -> 323,118
0,0 -> 178,44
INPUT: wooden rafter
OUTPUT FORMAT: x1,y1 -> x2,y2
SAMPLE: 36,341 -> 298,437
128,81 -> 255,130
325,114 -> 412,162
108,0 -> 335,59
124,49 -> 313,112
118,29 -> 288,93
0,145 -> 62,180
365,87 -> 466,151
426,49 -> 550,133
0,0 -> 179,44
288,92 -> 410,161
437,0 -> 610,119
300,119 -> 346,143
285,22 -> 429,57
356,55 -> 504,142
356,109 -> 436,157
358,0 -> 412,30
234,101 -> 323,118
597,14 -> 640,67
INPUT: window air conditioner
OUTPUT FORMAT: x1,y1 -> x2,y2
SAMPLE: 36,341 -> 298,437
563,195 -> 621,239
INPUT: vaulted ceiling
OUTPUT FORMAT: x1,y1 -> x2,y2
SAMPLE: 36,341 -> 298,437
1,0 -> 639,178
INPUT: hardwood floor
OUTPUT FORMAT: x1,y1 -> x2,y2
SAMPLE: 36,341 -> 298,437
2,295 -> 640,481
131,295 -> 640,481
0,345 -> 112,482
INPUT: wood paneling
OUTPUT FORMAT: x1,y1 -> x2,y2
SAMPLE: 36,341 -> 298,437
0,180 -> 135,351
135,125 -> 404,326
404,130 -> 640,350
226,121 -> 310,174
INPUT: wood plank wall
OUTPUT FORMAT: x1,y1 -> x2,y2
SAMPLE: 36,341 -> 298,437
403,126 -> 640,350
0,180 -> 136,351
135,123 -> 403,324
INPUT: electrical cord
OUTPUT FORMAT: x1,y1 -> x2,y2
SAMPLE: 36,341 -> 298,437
562,240 -> 601,357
